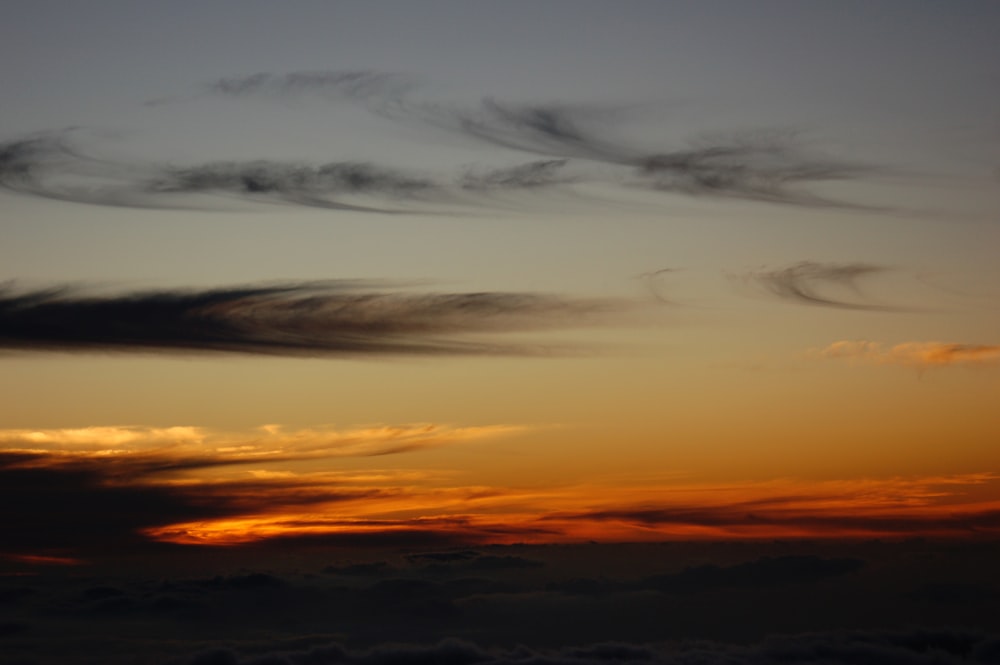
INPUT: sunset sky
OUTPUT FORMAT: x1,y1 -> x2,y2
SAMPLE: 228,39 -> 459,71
2,2 -> 1000,663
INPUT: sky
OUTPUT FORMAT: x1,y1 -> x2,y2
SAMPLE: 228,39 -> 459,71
2,1 -> 1000,663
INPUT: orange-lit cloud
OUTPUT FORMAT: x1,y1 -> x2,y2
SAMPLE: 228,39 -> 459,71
142,472 -> 1000,547
819,340 -> 1000,368
0,422 -> 523,462
5,421 -> 1000,553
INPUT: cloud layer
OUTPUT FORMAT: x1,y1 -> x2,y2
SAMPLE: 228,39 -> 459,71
0,281 -> 619,357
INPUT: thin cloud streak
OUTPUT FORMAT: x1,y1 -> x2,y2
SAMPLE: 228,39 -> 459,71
538,474 -> 1000,541
0,423 -> 523,460
736,261 -> 896,310
150,160 -> 438,213
0,281 -> 622,357
820,340 -> 1000,368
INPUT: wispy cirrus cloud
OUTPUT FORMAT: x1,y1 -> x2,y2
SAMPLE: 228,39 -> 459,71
819,340 -> 1000,368
0,281 -> 621,357
208,70 -> 415,102
1,132 -> 583,213
0,133 -> 174,209
734,261 -> 896,310
2,72 -> 887,214
190,69 -> 881,209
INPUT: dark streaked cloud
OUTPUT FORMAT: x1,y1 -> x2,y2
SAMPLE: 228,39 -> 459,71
3,75 -> 885,213
203,70 -> 880,208
150,160 -> 439,213
636,135 -> 877,208
735,261 -> 894,309
208,70 -> 415,102
459,159 -> 573,190
396,98 -> 635,165
1,133 -> 582,213
0,281 -> 620,357
0,132 -> 169,209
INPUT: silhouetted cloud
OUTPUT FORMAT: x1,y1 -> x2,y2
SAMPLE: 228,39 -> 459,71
735,261 -> 894,309
0,281 -> 620,357
819,340 -> 1000,368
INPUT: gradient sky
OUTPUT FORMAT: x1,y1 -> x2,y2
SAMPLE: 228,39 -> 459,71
2,0 -> 1000,559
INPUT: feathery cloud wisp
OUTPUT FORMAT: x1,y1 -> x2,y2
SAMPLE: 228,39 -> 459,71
202,70 -> 880,208
0,133 -> 588,213
736,261 -> 895,310
0,281 -> 622,357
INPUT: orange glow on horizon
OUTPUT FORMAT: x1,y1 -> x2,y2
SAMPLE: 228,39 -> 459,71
140,473 -> 1000,547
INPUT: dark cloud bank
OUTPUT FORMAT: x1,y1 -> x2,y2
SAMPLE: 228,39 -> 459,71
175,630 -> 1000,665
3,541 -> 1000,664
0,281 -> 619,357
